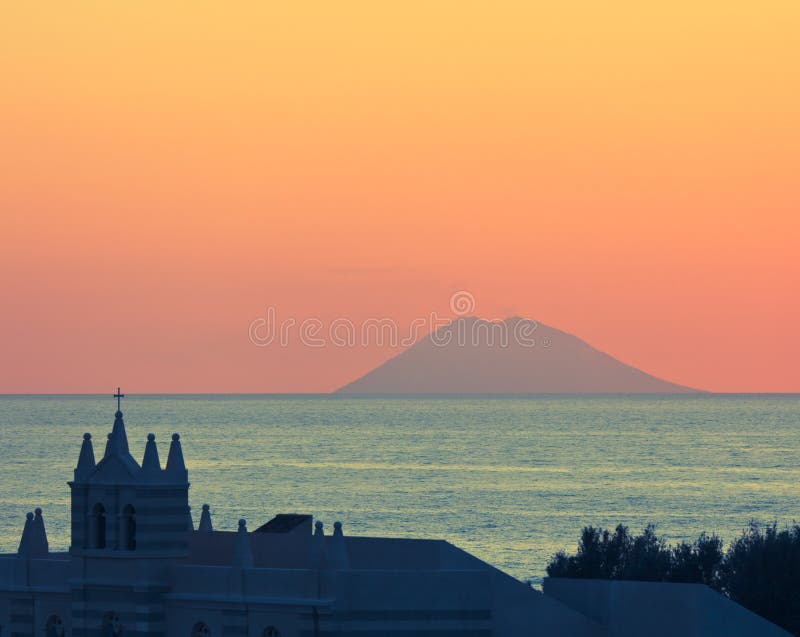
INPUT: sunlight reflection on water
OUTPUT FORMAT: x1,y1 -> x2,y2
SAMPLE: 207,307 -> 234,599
0,394 -> 797,584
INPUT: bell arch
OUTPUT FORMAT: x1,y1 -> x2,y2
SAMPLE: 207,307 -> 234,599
121,504 -> 136,550
92,503 -> 107,549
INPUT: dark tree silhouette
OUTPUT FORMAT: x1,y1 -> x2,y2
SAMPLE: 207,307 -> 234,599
669,533 -> 723,586
717,523 -> 800,635
547,522 -> 800,635
547,524 -> 633,580
547,524 -> 686,582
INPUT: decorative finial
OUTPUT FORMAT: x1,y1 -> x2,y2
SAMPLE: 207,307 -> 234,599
113,387 -> 125,412
311,519 -> 328,568
19,508 -> 50,557
75,430 -> 97,480
233,518 -> 254,567
165,432 -> 187,480
106,390 -> 134,461
329,520 -> 349,569
35,507 -> 42,516
198,504 -> 213,532
141,432 -> 161,476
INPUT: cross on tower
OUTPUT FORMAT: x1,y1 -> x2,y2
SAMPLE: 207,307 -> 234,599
114,387 -> 125,411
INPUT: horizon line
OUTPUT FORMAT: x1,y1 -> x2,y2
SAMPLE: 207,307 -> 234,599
1,392 -> 798,397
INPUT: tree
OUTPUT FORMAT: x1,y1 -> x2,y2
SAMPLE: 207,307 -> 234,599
669,533 -> 723,586
547,522 -> 800,635
717,523 -> 800,635
546,524 -> 632,579
547,524 -> 721,584
619,524 -> 672,581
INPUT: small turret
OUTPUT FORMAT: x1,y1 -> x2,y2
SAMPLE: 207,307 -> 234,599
329,521 -> 350,570
18,509 -> 48,558
310,520 -> 328,569
74,433 -> 96,481
17,512 -> 33,555
100,404 -> 139,472
110,409 -> 131,456
165,433 -> 188,482
232,519 -> 254,568
198,504 -> 213,532
141,433 -> 161,477
32,508 -> 49,556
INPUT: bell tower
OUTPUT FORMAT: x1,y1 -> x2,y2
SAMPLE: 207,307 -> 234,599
67,390 -> 192,637
68,389 -> 191,555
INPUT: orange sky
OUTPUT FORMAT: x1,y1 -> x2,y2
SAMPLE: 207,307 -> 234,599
1,2 -> 798,393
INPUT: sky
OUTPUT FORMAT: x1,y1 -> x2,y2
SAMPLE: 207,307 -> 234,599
1,2 -> 798,393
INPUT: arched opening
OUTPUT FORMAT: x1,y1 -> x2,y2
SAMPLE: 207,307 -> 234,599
93,503 -> 106,549
121,504 -> 136,550
45,615 -> 65,637
101,612 -> 122,636
263,627 -> 281,637
191,622 -> 210,637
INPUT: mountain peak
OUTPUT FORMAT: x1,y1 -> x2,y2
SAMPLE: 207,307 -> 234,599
337,317 -> 699,394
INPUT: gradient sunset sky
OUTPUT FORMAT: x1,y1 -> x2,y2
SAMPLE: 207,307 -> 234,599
1,2 -> 798,393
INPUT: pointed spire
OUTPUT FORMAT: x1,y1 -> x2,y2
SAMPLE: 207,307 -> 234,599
198,504 -> 213,532
110,409 -> 131,456
310,520 -> 328,569
32,508 -> 49,557
75,432 -> 96,481
141,433 -> 161,477
17,512 -> 34,556
99,399 -> 139,472
329,521 -> 350,570
165,433 -> 188,481
104,432 -> 113,458
17,509 -> 47,558
232,519 -> 254,568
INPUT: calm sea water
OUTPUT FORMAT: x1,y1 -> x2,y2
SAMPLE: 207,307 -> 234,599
0,394 -> 798,584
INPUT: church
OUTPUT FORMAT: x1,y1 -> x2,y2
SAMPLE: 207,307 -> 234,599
0,395 -> 790,636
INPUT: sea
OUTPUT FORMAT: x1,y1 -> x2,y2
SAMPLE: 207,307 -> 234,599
0,394 -> 798,585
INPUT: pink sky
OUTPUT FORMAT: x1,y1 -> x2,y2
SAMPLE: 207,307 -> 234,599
1,3 -> 798,393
